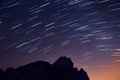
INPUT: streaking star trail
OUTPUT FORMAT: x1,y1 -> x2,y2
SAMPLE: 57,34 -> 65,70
0,0 -> 120,80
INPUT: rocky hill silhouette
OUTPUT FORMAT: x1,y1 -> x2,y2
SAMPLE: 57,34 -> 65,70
0,56 -> 90,80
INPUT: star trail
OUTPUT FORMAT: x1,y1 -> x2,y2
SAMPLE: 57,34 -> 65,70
0,0 -> 120,80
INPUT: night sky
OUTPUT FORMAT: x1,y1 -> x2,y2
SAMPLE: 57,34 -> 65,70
0,0 -> 120,80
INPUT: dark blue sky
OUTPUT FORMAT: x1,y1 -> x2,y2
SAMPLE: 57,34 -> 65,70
0,0 -> 120,80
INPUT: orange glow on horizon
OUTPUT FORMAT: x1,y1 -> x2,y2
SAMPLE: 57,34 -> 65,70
87,62 -> 120,80
75,61 -> 120,80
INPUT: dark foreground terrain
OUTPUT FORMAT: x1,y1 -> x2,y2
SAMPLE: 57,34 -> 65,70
0,56 -> 90,80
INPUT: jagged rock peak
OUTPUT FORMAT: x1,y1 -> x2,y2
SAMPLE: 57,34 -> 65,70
0,56 -> 90,80
79,68 -> 90,80
53,56 -> 73,68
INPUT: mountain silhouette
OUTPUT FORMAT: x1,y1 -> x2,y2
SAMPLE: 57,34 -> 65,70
0,56 -> 90,80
